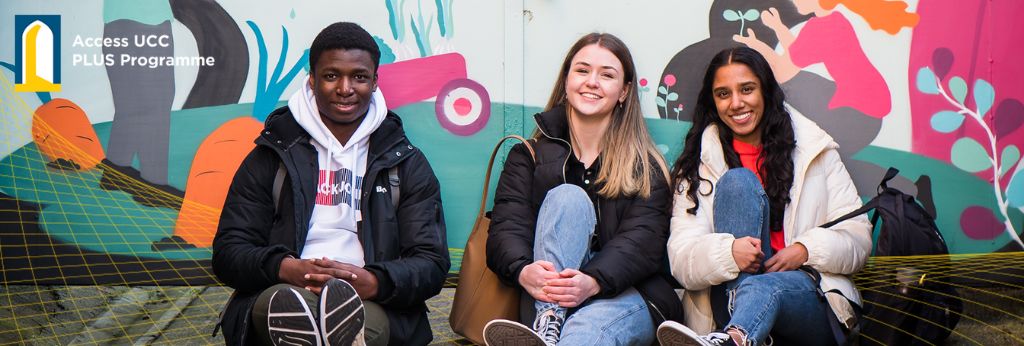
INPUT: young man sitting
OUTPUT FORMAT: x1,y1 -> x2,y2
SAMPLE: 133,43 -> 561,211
213,22 -> 450,346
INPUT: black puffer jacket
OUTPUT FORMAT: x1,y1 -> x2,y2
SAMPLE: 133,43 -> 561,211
486,105 -> 684,326
212,106 -> 450,345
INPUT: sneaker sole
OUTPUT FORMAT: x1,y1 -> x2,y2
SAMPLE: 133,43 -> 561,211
320,279 -> 364,346
483,319 -> 546,346
267,287 -> 321,346
657,321 -> 707,346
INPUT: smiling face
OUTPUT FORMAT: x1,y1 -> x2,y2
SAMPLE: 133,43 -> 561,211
564,44 -> 629,119
713,63 -> 765,145
310,49 -> 377,133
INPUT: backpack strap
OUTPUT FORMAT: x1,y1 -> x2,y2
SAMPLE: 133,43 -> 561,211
878,167 -> 900,193
388,166 -> 400,207
819,167 -> 900,229
273,162 -> 286,215
819,198 -> 879,229
798,266 -> 862,346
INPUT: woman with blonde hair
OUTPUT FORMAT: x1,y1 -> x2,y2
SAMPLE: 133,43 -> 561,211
482,32 -> 683,345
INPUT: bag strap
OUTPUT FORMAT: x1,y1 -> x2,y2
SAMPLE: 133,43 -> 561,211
818,167 -> 898,229
798,266 -> 862,346
388,166 -> 400,207
819,198 -> 880,229
878,167 -> 899,193
273,162 -> 286,215
478,135 -> 536,216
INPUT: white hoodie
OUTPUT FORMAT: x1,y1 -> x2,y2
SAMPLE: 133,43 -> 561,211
288,78 -> 388,267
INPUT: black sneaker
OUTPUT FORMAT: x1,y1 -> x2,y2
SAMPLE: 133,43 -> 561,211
266,286 -> 322,346
320,279 -> 364,346
483,319 -> 548,346
657,321 -> 737,346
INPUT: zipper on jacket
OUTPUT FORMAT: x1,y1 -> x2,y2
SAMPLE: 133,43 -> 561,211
536,115 -> 602,248
533,116 -> 572,185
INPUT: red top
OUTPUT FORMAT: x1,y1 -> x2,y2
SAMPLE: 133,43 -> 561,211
733,139 -> 786,252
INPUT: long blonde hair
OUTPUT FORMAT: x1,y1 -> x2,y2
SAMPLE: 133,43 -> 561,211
541,33 -> 669,199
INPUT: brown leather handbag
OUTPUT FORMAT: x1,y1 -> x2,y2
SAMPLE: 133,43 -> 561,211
449,135 -> 535,344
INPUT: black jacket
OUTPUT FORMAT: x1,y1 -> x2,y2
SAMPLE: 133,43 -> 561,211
212,106 -> 450,345
485,106 -> 684,325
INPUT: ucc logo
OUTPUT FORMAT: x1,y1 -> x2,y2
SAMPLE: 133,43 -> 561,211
14,15 -> 61,92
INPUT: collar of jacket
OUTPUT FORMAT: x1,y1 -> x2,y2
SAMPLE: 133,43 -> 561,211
533,104 -> 571,142
698,112 -> 837,179
256,106 -> 413,166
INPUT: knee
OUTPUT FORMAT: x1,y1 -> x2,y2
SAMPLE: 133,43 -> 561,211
736,273 -> 783,295
362,301 -> 390,346
715,168 -> 765,203
540,184 -> 593,216
544,184 -> 589,205
256,283 -> 302,304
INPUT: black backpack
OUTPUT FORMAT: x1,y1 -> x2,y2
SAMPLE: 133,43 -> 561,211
821,167 -> 963,345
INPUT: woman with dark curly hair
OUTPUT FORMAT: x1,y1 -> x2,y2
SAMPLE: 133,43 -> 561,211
657,46 -> 871,346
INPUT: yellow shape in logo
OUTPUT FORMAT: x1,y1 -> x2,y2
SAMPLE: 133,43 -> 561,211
16,21 -> 61,92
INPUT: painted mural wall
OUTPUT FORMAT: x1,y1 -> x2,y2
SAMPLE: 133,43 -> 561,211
1,0 -> 1021,285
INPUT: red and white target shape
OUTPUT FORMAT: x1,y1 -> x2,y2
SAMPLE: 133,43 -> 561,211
435,78 -> 490,136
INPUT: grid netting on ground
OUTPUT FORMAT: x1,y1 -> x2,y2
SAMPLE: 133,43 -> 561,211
1,73 -> 1022,345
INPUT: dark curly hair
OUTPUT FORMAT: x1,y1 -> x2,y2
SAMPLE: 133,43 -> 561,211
309,22 -> 381,72
670,47 -> 795,230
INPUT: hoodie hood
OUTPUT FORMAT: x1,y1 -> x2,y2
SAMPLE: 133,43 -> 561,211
287,78 -> 388,266
289,78 -> 388,169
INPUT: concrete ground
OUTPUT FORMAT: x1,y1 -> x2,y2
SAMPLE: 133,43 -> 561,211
1,283 -> 1021,345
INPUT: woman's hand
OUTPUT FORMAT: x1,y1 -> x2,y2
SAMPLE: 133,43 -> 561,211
519,260 -> 560,303
543,269 -> 600,308
765,243 -> 808,272
732,236 -> 765,273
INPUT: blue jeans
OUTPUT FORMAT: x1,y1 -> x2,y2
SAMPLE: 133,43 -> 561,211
713,169 -> 835,346
532,184 -> 654,345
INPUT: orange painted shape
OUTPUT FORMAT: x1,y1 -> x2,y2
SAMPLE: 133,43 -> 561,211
172,116 -> 263,248
32,98 -> 106,170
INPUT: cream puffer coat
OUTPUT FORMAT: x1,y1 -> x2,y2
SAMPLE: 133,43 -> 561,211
667,112 -> 872,334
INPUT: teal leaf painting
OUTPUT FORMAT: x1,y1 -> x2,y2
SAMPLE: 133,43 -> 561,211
1001,145 -> 1020,176
949,76 -> 968,105
974,79 -> 995,116
742,9 -> 759,21
723,10 -> 740,21
950,137 -> 992,173
930,110 -> 965,133
916,67 -> 938,95
1007,169 -> 1024,208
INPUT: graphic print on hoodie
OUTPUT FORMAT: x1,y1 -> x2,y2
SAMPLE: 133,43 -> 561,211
316,168 -> 362,207
289,77 -> 388,267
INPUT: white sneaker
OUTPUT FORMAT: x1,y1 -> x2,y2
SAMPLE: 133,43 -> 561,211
483,319 -> 549,346
657,321 -> 736,346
